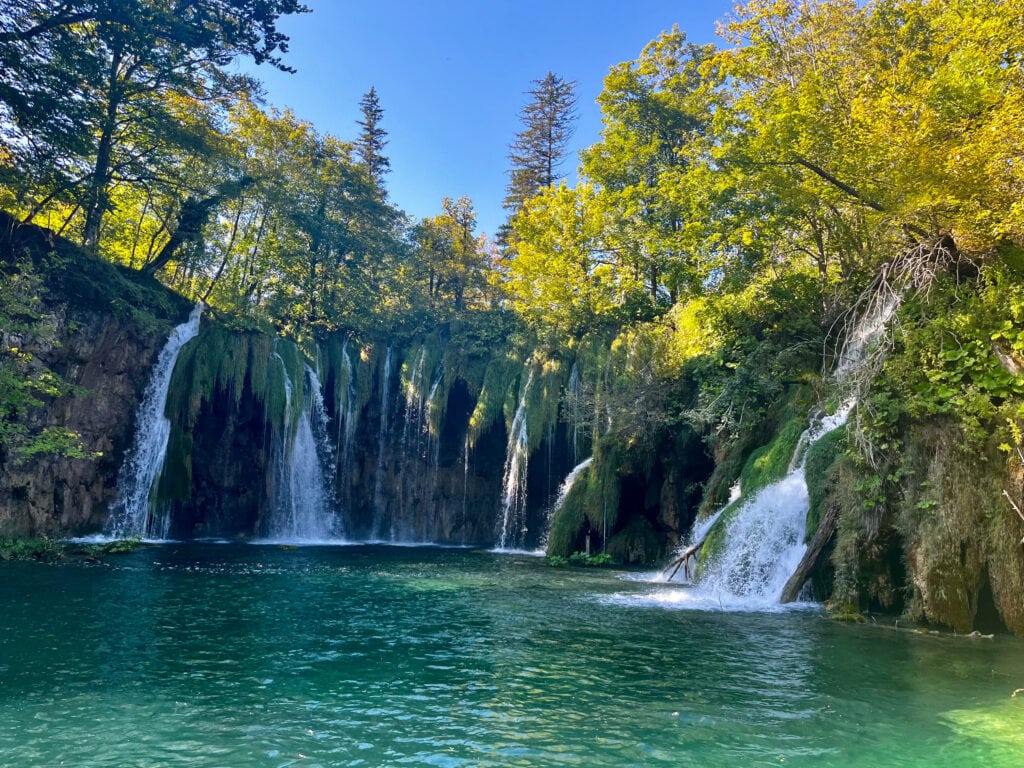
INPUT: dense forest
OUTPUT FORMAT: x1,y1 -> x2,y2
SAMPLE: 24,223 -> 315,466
3,0 -> 1024,633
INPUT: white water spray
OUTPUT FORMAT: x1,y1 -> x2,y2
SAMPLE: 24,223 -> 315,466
108,304 -> 202,539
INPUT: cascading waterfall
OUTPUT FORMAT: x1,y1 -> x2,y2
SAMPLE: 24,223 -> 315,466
695,407 -> 851,607
335,338 -> 357,507
496,368 -> 535,551
687,293 -> 900,607
424,366 -> 444,521
371,346 -> 394,540
265,359 -> 338,542
107,304 -> 203,539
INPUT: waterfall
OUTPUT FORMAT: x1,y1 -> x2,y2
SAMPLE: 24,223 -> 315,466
424,366 -> 444,523
538,457 -> 592,551
688,293 -> 899,607
461,435 -> 470,544
400,346 -> 427,455
336,338 -> 357,502
371,346 -> 394,540
107,304 -> 202,540
264,359 -> 339,542
496,368 -> 534,551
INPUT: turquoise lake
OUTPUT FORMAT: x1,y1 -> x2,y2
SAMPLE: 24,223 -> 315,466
1,544 -> 1022,766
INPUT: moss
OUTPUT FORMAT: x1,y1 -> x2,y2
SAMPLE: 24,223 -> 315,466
524,357 -> 563,453
696,499 -> 741,576
158,321 -> 317,507
739,415 -> 807,496
83,537 -> 144,556
607,515 -> 661,565
0,536 -> 64,561
804,427 -> 848,541
547,464 -> 589,557
468,353 -> 523,446
828,605 -> 867,623
158,424 -> 194,503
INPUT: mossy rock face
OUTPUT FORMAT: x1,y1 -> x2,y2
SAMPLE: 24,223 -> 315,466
804,427 -> 848,542
546,464 -> 592,558
892,421 -> 1024,634
607,516 -> 661,565
739,415 -> 807,496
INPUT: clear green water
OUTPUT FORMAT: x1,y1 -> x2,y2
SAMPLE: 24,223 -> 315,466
1,545 -> 1022,767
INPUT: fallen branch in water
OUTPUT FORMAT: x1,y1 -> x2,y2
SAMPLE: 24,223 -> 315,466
665,538 -> 706,581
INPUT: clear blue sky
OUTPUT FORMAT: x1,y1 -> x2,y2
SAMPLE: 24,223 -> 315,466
242,1 -> 734,239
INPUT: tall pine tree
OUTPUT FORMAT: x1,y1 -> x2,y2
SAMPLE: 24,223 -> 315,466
503,72 -> 577,221
355,86 -> 390,191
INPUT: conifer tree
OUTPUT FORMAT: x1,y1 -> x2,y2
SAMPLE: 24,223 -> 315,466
355,86 -> 390,189
503,72 -> 578,221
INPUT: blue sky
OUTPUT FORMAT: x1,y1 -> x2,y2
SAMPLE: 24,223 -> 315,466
243,1 -> 734,238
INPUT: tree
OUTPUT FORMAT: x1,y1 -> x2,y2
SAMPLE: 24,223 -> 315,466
355,86 -> 390,190
503,72 -> 578,220
413,197 -> 490,317
0,0 -> 309,250
581,29 -> 723,305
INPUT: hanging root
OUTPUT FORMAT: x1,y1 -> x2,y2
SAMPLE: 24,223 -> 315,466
832,235 -> 971,468
1000,490 -> 1024,547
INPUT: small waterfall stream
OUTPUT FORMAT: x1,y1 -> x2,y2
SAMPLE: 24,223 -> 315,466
107,304 -> 203,540
496,368 -> 535,551
537,456 -> 593,551
371,347 -> 394,540
264,359 -> 339,542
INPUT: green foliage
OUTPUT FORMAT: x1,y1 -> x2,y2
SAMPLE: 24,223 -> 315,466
568,551 -> 613,567
739,415 -> 808,497
0,253 -> 79,461
0,537 -> 64,562
84,537 -> 144,557
0,0 -> 309,249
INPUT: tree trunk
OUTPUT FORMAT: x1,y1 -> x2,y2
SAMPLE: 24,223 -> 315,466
82,48 -> 124,250
142,177 -> 254,277
780,501 -> 840,603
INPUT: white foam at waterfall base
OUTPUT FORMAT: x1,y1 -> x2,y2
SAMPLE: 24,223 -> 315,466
106,304 -> 202,540
693,469 -> 812,609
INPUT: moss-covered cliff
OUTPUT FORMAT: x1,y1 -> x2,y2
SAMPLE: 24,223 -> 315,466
0,213 -> 191,536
